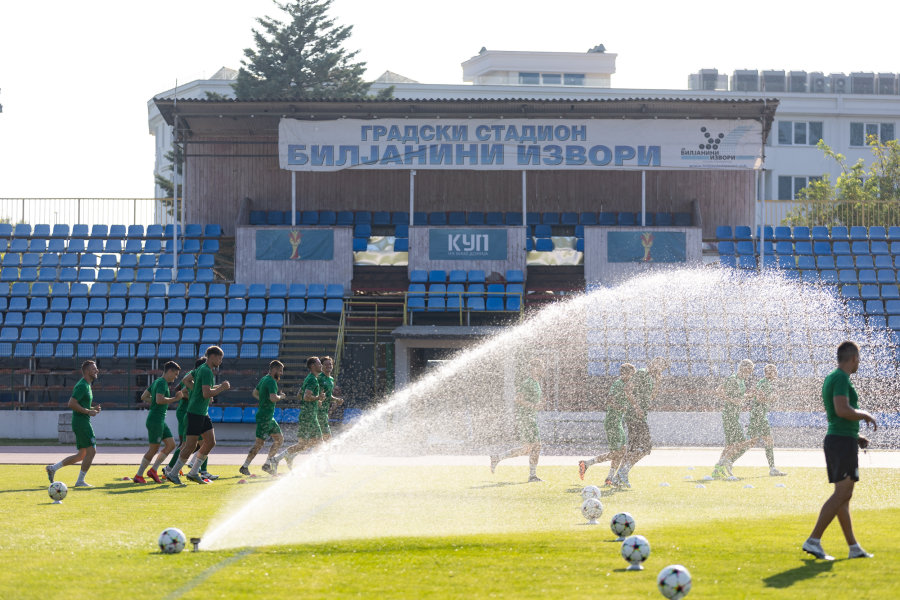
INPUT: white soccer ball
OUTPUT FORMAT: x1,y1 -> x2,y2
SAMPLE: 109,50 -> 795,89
610,511 -> 636,538
581,497 -> 603,522
48,481 -> 67,502
657,564 -> 692,599
581,485 -> 602,500
158,527 -> 186,554
621,534 -> 651,565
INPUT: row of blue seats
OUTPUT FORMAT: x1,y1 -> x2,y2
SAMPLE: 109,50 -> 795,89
717,225 -> 900,242
352,223 -> 613,239
841,284 -> 900,300
766,255 -> 900,270
0,253 -> 213,269
590,360 -> 897,378
408,295 -> 521,312
0,342 -> 278,360
0,267 -> 216,284
718,240 -> 900,256
253,210 -> 692,227
410,269 -> 522,284
0,281 -> 345,299
0,295 -> 338,315
0,310 -> 285,328
408,283 -> 523,297
0,326 -> 281,345
0,238 -> 219,254
0,223 -> 222,239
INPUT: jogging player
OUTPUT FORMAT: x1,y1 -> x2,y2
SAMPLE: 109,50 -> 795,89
134,361 -> 183,483
711,359 -> 755,479
273,356 -> 326,470
802,341 -> 878,561
45,360 -> 101,487
616,357 -> 668,488
240,360 -> 286,477
163,357 -> 206,481
579,363 -> 634,484
747,363 -> 787,477
167,346 -> 230,485
490,358 -> 544,483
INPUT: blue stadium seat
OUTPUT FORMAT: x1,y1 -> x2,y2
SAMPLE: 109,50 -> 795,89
811,226 -> 830,241
306,298 -> 324,312
336,211 -> 354,226
394,224 -> 409,238
534,224 -> 552,238
448,212 -> 466,226
813,241 -> 831,255
394,238 -> 409,252
578,212 -> 597,226
794,241 -> 813,255
735,241 -> 755,255
428,270 -> 446,283
429,212 -> 447,225
352,238 -> 368,252
208,406 -> 225,423
355,211 -> 372,224
871,241 -> 890,255
325,298 -> 343,313
715,226 -> 733,240
390,211 -> 408,226
325,284 -> 344,298
849,226 -> 868,241
617,212 -> 635,226
793,226 -> 811,240
816,256 -> 836,270
246,284 -> 265,298
467,212 -> 485,226
240,344 -> 259,359
409,270 -> 427,284
505,212 -> 524,226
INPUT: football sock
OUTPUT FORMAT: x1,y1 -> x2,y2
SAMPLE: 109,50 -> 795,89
168,448 -> 181,469
51,461 -> 64,472
606,467 -> 616,480
136,458 -> 150,478
242,458 -> 252,468
529,464 -> 537,477
201,457 -> 209,472
765,446 -> 775,469
76,470 -> 87,484
189,455 -> 207,477
807,537 -> 821,545
170,457 -> 186,475
584,458 -> 597,467
849,543 -> 861,550
151,454 -> 167,471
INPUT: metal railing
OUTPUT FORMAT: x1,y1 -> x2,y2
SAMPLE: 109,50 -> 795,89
762,199 -> 900,228
0,198 -> 178,227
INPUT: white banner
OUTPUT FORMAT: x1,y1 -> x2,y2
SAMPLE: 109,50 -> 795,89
278,118 -> 763,172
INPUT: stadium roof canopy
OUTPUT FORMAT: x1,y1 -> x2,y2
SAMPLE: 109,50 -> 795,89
154,97 -> 779,142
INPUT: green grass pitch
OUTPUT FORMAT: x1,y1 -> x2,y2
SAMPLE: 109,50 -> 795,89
1,463 -> 898,599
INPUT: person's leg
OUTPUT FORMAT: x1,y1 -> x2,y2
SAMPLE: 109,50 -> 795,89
136,444 -> 159,480
267,433 -> 284,462
810,478 -> 855,539
188,428 -> 216,479
835,498 -> 856,546
75,447 -> 96,486
241,438 -> 266,474
528,443 -> 541,481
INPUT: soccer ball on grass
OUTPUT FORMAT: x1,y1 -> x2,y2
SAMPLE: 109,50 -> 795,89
158,527 -> 186,554
610,511 -> 636,540
581,497 -> 603,523
621,534 -> 650,570
657,564 -> 692,599
48,481 -> 67,502
581,485 -> 602,500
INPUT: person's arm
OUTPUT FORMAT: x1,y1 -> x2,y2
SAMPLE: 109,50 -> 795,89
140,389 -> 151,403
252,388 -> 260,400
180,373 -> 194,391
155,389 -> 184,406
833,395 -> 878,430
302,387 -> 317,403
202,380 -> 231,399
67,396 -> 99,417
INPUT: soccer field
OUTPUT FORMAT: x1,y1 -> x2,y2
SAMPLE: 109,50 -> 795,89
2,461 -> 898,599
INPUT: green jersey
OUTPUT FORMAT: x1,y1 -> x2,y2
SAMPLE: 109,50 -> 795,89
822,368 -> 860,438
606,379 -> 629,428
70,378 -> 93,425
516,376 -> 541,422
255,374 -> 279,422
317,373 -> 335,413
175,368 -> 196,416
722,374 -> 746,424
146,376 -> 170,424
187,363 -> 216,416
626,369 -> 653,422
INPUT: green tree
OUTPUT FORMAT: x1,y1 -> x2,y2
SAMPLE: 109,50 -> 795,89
154,145 -> 183,218
783,137 -> 900,227
234,0 -> 391,100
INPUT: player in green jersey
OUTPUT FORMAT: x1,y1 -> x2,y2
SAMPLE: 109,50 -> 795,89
803,341 -> 878,561
45,361 -> 101,487
490,358 -> 545,483
579,363 -> 635,484
273,356 -> 326,470
133,361 -> 183,484
746,364 -> 787,477
711,359 -> 755,479
163,357 -> 206,481
167,346 -> 231,485
240,360 -> 286,477
616,357 -> 668,488
317,356 -> 344,472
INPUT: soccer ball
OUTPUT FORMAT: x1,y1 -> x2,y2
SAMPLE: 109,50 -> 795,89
48,481 -> 67,502
610,511 -> 636,539
581,497 -> 603,523
158,527 -> 186,554
657,564 -> 692,599
621,534 -> 651,569
581,485 -> 602,500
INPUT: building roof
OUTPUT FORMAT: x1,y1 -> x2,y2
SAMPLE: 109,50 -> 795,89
154,96 -> 779,140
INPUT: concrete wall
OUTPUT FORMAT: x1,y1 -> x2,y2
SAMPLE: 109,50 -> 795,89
584,226 -> 703,285
407,226 -> 526,275
234,226 -> 353,288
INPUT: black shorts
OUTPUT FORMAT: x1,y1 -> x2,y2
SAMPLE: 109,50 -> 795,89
824,434 -> 859,483
186,413 -> 214,437
625,419 -> 652,453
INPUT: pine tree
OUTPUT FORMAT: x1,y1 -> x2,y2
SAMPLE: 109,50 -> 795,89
234,0 -> 389,100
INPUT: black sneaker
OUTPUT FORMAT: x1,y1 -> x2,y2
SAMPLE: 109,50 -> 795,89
45,465 -> 55,483
239,466 -> 251,477
261,462 -> 276,476
186,473 -> 208,485
200,471 -> 219,481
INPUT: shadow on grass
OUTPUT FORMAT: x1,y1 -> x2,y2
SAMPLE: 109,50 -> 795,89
762,558 -> 834,588
469,481 -> 532,489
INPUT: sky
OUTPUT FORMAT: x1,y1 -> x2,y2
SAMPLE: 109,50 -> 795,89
2,0 -> 900,199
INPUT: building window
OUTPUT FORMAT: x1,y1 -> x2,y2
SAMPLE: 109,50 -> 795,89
563,73 -> 585,86
542,73 -> 561,85
518,72 -> 540,85
777,175 -> 823,200
850,122 -> 895,146
777,121 -> 824,146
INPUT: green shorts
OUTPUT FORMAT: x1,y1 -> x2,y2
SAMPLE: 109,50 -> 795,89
146,421 -> 173,445
317,409 -> 331,436
515,416 -> 540,444
175,408 -> 188,441
604,422 -> 626,451
72,420 -> 96,449
747,411 -> 771,439
255,418 -> 282,440
723,416 -> 747,445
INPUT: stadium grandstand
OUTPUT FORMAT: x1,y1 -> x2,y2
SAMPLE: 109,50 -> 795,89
2,95 -> 791,441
